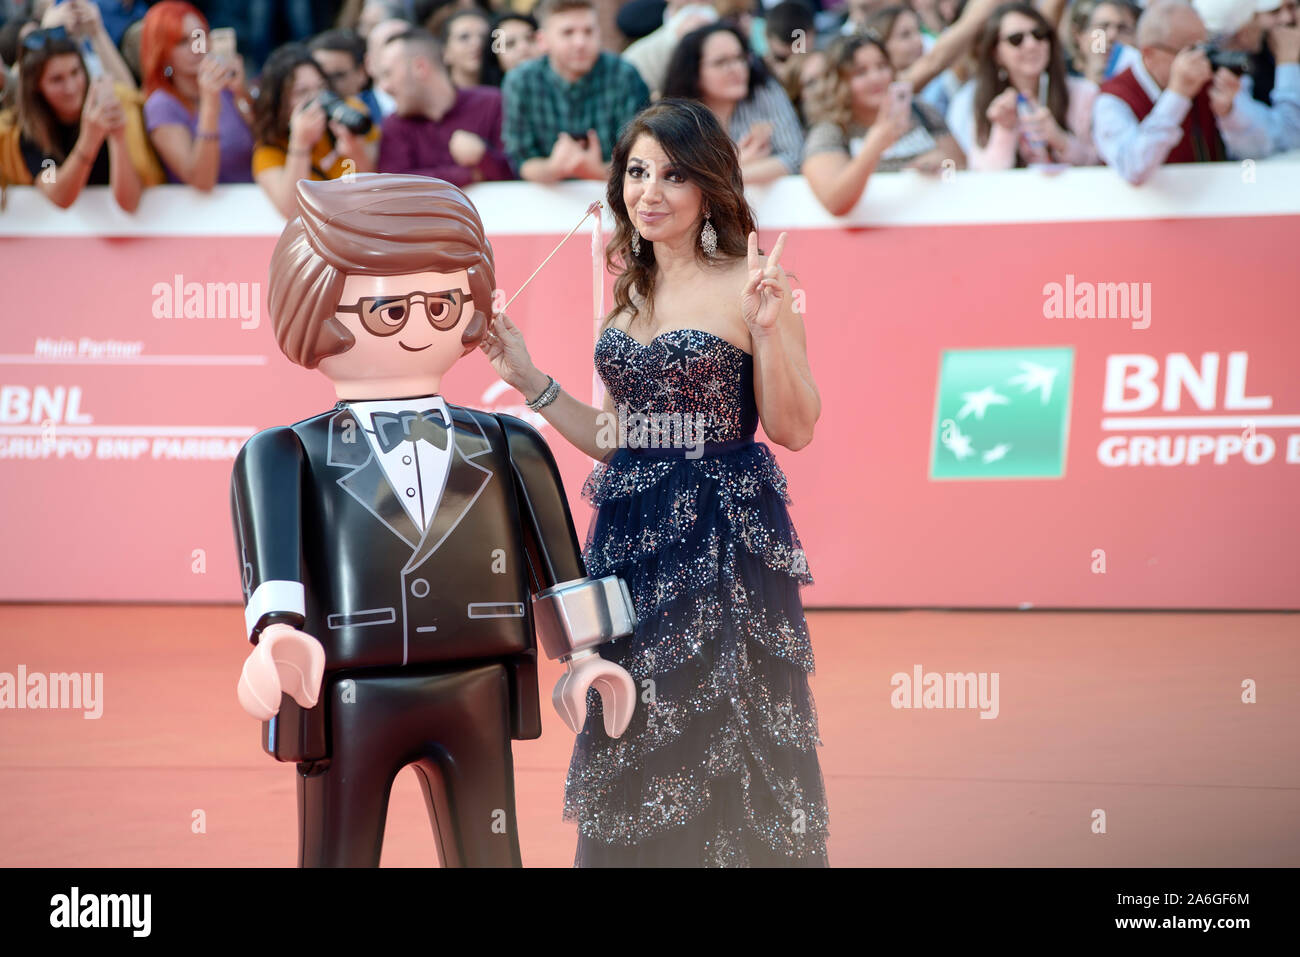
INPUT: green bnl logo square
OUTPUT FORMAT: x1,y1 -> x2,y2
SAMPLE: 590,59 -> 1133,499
930,347 -> 1074,480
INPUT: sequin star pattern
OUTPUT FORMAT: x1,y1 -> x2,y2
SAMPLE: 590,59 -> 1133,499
704,824 -> 749,867
661,338 -> 704,373
563,326 -> 829,867
596,327 -> 757,445
601,349 -> 631,378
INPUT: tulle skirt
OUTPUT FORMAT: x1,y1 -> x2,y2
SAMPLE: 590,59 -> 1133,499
562,439 -> 829,867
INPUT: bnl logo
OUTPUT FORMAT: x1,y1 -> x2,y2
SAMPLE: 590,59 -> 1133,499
930,348 -> 1074,480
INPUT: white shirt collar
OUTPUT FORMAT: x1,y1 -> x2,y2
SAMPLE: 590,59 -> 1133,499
346,394 -> 452,434
1130,55 -> 1164,103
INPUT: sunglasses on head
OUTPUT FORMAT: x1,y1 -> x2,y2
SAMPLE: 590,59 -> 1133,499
22,25 -> 70,52
1002,28 -> 1051,47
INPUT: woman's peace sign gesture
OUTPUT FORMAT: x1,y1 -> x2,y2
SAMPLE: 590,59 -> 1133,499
740,230 -> 792,337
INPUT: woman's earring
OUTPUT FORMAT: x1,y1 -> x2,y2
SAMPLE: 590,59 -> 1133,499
997,66 -> 1007,82
163,64 -> 173,78
700,217 -> 717,256
631,230 -> 641,256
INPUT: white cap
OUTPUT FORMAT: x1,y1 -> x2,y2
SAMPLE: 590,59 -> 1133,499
1191,0 -> 1260,36
1255,0 -> 1282,12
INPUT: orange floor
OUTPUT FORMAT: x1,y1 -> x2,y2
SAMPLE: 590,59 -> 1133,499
0,604 -> 1296,867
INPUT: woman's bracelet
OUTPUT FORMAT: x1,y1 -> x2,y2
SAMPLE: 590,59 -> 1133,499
195,130 -> 220,142
525,375 -> 560,411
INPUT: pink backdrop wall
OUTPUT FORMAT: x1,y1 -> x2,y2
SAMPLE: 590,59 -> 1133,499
1,169 -> 1297,608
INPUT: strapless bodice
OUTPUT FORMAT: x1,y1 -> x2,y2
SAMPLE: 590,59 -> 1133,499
595,326 -> 758,446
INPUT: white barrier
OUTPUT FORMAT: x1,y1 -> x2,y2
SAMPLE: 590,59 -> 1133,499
2,156 -> 1298,240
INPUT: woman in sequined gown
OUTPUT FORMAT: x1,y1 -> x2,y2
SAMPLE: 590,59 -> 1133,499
481,99 -> 828,866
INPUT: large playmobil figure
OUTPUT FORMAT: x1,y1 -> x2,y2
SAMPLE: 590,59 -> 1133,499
230,173 -> 636,867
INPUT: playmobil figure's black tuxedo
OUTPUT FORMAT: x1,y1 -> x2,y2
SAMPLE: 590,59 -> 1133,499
231,397 -> 585,867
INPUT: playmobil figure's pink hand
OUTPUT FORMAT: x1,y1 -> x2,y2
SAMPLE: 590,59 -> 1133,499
237,623 -> 326,720
552,653 -> 636,737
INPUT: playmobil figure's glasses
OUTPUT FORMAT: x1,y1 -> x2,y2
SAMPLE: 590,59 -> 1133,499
337,290 -> 468,336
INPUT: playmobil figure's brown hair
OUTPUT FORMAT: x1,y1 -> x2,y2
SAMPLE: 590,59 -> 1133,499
268,173 -> 495,369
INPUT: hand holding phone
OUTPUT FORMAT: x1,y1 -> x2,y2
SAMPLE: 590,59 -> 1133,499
209,27 -> 237,60
83,75 -> 123,139
886,81 -> 912,126
1015,90 -> 1054,161
207,26 -> 240,89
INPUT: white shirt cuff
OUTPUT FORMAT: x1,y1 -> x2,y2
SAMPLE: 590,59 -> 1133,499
244,580 -> 306,640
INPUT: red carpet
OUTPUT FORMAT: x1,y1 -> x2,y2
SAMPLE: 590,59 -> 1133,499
0,605 -> 1295,866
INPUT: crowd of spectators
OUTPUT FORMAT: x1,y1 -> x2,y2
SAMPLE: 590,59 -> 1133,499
0,0 -> 1296,215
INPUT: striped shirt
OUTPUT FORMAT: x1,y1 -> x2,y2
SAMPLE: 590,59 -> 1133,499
728,77 -> 805,174
502,51 -> 650,172
804,101 -> 950,172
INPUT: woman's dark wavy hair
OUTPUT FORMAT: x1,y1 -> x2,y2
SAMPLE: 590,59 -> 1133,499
973,2 -> 1069,152
252,42 -> 329,151
437,6 -> 492,84
603,98 -> 758,328
661,21 -> 770,103
479,12 -> 536,87
17,34 -> 87,161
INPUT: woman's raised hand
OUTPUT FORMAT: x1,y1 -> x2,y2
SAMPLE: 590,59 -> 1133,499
196,55 -> 228,103
289,97 -> 327,153
480,311 -> 546,398
987,86 -> 1020,131
80,78 -> 116,143
741,230 -> 791,337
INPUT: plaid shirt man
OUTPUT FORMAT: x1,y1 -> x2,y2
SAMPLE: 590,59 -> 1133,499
502,50 -> 651,173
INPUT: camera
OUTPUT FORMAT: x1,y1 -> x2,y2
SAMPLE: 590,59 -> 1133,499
1198,43 -> 1253,76
316,90 -> 372,135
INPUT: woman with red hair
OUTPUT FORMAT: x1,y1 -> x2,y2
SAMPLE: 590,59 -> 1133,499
140,1 -> 253,187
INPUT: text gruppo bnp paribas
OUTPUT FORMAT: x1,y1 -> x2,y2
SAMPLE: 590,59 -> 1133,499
0,377 -> 245,460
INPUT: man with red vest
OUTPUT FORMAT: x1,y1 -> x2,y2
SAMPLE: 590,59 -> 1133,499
1092,0 -> 1271,183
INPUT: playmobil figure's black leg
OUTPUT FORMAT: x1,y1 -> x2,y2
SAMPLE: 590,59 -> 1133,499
295,673 -> 394,868
410,665 -> 523,867
296,665 -> 521,867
